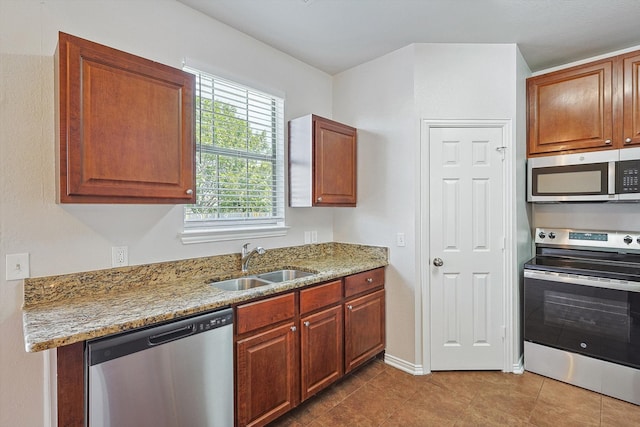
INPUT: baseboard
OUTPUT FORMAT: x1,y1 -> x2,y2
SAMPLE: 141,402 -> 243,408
384,353 -> 427,375
513,354 -> 524,374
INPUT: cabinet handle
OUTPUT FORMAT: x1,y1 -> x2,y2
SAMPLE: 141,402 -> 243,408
303,321 -> 310,327
605,139 -> 612,145
347,305 -> 353,310
626,138 -> 633,144
290,326 -> 297,332
366,278 -> 373,283
185,189 -> 193,195
317,197 -> 323,202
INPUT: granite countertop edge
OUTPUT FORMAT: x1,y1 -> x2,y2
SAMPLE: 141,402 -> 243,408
22,242 -> 388,353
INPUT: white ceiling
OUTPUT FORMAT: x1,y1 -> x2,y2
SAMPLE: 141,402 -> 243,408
178,0 -> 640,75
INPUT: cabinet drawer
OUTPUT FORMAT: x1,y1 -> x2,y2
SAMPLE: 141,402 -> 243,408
300,280 -> 343,315
236,293 -> 295,335
345,268 -> 385,298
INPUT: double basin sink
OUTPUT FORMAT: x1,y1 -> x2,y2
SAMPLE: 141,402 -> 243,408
210,269 -> 314,291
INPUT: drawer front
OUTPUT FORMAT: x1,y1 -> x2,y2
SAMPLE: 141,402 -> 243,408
300,280 -> 343,315
236,292 -> 295,335
344,268 -> 385,298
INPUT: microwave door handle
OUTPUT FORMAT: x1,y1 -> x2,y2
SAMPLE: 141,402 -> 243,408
609,161 -> 616,195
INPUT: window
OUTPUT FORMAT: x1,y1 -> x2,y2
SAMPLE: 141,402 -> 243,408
183,68 -> 285,241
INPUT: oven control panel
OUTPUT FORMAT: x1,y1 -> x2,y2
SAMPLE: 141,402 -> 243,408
535,228 -> 640,251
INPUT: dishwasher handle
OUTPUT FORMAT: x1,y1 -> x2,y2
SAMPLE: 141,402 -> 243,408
149,324 -> 195,346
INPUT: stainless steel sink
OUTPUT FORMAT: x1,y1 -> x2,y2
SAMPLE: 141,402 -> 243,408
256,269 -> 314,283
210,269 -> 314,291
210,277 -> 272,291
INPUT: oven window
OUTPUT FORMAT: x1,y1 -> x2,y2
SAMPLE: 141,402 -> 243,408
543,290 -> 630,341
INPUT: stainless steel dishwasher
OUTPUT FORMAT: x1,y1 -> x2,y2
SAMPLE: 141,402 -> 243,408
87,307 -> 233,427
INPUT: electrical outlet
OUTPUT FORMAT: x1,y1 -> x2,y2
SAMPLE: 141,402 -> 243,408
396,232 -> 406,247
304,231 -> 311,244
311,230 -> 318,243
6,253 -> 30,280
112,246 -> 128,267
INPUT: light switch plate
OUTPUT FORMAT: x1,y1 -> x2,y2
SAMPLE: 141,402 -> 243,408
6,253 -> 30,280
396,233 -> 406,247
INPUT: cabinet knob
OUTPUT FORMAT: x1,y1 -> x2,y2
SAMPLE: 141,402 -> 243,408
626,138 -> 633,144
347,305 -> 353,310
303,321 -> 310,327
317,197 -> 323,202
290,326 -> 297,332
366,278 -> 373,283
605,139 -> 612,145
185,189 -> 193,195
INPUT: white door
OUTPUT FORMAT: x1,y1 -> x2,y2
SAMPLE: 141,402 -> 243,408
429,126 -> 505,370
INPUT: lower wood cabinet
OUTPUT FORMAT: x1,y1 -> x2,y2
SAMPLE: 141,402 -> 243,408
345,289 -> 386,373
235,268 -> 385,427
300,305 -> 343,400
236,321 -> 299,427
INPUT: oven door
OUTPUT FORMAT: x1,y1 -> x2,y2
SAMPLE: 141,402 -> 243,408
524,270 -> 640,369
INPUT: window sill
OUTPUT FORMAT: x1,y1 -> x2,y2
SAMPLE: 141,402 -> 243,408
180,225 -> 290,244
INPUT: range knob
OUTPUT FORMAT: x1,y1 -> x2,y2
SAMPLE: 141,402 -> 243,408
637,237 -> 640,245
538,231 -> 546,239
548,232 -> 556,239
624,235 -> 633,244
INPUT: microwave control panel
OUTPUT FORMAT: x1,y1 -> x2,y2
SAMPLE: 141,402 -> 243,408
617,160 -> 640,193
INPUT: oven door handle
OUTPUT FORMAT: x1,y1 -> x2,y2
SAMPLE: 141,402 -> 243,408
525,269 -> 640,293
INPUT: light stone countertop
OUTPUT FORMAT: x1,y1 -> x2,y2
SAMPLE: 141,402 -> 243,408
22,242 -> 388,352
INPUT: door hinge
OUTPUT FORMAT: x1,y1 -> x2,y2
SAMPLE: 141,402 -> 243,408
501,325 -> 506,340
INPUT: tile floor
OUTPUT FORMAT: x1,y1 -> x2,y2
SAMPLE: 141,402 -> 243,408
269,358 -> 640,426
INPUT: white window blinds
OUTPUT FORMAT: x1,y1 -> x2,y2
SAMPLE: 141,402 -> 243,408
184,68 -> 285,228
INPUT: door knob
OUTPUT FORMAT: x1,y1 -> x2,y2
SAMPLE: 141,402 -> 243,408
433,257 -> 444,267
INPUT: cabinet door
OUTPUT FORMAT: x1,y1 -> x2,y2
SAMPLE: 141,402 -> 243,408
622,51 -> 640,147
527,59 -> 615,156
313,116 -> 357,206
56,32 -> 195,203
236,322 -> 299,427
300,305 -> 343,401
344,289 -> 385,373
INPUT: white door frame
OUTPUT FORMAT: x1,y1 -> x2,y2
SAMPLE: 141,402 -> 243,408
419,119 -> 515,373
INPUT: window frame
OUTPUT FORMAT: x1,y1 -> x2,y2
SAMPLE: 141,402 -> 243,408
181,67 -> 287,244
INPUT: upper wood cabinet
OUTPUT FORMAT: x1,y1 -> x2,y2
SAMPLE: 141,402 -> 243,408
621,51 -> 640,147
289,114 -> 357,207
527,58 -> 615,156
55,32 -> 195,203
527,49 -> 640,157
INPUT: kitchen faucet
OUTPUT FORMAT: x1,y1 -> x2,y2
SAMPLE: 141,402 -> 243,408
241,243 -> 265,272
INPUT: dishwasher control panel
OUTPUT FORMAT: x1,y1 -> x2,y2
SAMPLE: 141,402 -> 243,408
199,310 -> 233,331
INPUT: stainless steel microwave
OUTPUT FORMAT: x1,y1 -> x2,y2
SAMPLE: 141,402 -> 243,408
527,147 -> 640,202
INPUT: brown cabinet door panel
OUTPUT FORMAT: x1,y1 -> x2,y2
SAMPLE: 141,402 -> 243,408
300,305 -> 343,400
236,322 -> 299,427
57,32 -> 195,203
527,59 -> 615,156
344,289 -> 385,373
313,116 -> 357,206
622,51 -> 640,147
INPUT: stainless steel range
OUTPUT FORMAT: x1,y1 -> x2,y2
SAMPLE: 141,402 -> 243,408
524,228 -> 640,405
